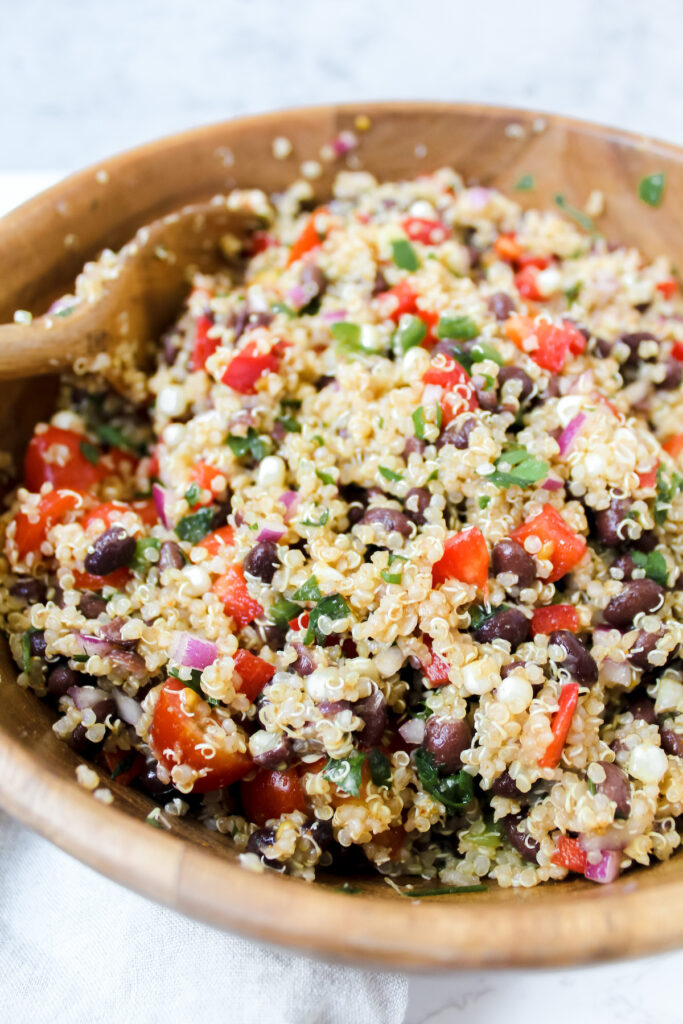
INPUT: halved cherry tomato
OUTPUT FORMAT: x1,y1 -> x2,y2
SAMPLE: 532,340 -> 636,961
656,279 -> 678,299
150,680 -> 252,792
286,207 -> 328,266
531,604 -> 579,636
538,682 -> 579,769
83,499 -> 156,532
221,339 -> 281,394
24,426 -> 101,492
511,504 -> 586,583
432,527 -> 489,589
199,525 -> 235,555
11,490 -> 80,560
663,435 -> 683,460
551,834 -> 587,873
233,649 -> 276,702
423,354 -> 478,425
251,230 -> 276,255
289,610 -> 310,631
373,824 -> 406,860
72,567 -> 131,591
517,252 -> 551,271
212,566 -> 263,628
187,461 -> 227,506
191,314 -> 219,371
402,217 -> 449,245
99,447 -> 138,478
241,767 -> 307,826
104,749 -> 145,787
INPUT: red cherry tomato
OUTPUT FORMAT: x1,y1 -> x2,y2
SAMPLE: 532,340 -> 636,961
11,490 -> 80,560
402,217 -> 449,245
199,525 -> 235,555
24,426 -> 101,492
241,767 -> 307,826
221,340 -> 281,394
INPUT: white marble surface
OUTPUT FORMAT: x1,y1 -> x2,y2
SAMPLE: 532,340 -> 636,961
3,2 -> 683,1016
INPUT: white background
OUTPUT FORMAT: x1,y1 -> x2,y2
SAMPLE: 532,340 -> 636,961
1,1 -> 682,1020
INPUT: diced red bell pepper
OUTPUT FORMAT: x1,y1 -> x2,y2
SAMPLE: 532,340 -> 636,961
380,280 -> 419,322
494,233 -> 524,263
421,639 -> 451,687
551,834 -> 588,873
233,649 -> 276,702
531,604 -> 579,636
221,339 -> 281,394
638,466 -> 658,488
517,252 -> 551,271
72,567 -> 131,591
24,426 -> 102,493
289,610 -> 310,631
505,316 -> 584,372
663,435 -> 683,460
212,565 -> 263,628
538,682 -> 579,769
191,314 -> 218,371
187,461 -> 226,506
511,504 -> 586,583
287,208 -> 328,266
423,354 -> 478,425
656,279 -> 678,299
402,217 -> 449,245
251,230 -> 276,255
11,489 -> 80,560
432,527 -> 489,589
199,525 -> 235,555
104,749 -> 145,787
149,679 -> 252,792
241,767 -> 307,826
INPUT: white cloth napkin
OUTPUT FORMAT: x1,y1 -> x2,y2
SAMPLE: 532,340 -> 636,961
0,811 -> 408,1024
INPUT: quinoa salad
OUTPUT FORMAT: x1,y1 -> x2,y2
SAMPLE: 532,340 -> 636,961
3,165 -> 683,892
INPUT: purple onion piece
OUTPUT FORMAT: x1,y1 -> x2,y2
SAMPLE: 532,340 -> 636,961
541,477 -> 564,491
153,483 -> 173,529
77,633 -> 117,658
557,413 -> 586,457
114,692 -> 142,726
584,849 -> 621,884
256,526 -> 286,543
398,718 -> 426,745
170,632 -> 217,671
68,685 -> 108,710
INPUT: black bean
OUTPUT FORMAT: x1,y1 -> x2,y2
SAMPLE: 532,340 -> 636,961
503,814 -> 539,863
92,698 -> 118,723
79,593 -> 108,618
611,553 -> 636,581
660,728 -> 683,758
10,578 -> 46,604
355,690 -> 388,748
84,526 -> 136,576
487,291 -> 516,321
253,736 -> 293,769
603,579 -> 665,627
404,487 -> 431,526
29,631 -> 47,658
361,507 -> 412,538
491,770 -> 523,799
629,695 -> 657,724
633,530 -> 657,553
161,330 -> 180,365
291,642 -> 316,676
319,700 -> 352,716
98,617 -> 137,649
594,499 -> 633,547
46,663 -> 79,697
403,436 -> 426,458
243,541 -> 279,583
618,331 -> 658,367
660,359 -> 682,391
246,826 -> 277,858
372,268 -> 389,296
138,760 -> 182,802
596,761 -> 631,817
50,585 -> 65,608
548,630 -> 598,684
261,623 -> 287,651
492,539 -> 536,587
314,374 -> 336,391
498,366 -> 534,405
424,717 -> 471,772
627,629 -> 663,670
437,416 -> 475,450
500,660 -> 524,679
474,381 -> 499,412
70,723 -> 101,758
474,608 -> 529,647
305,818 -> 334,849
594,336 -> 613,359
271,420 -> 287,444
210,498 -> 232,531
158,541 -> 185,571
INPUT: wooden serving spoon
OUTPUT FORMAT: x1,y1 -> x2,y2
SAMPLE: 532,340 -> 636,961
0,199 -> 265,401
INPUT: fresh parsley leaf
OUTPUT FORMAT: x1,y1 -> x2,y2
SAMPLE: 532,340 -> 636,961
514,173 -> 535,192
292,576 -> 322,602
276,415 -> 301,433
469,603 -> 508,631
323,752 -> 365,796
301,509 -> 330,528
110,751 -> 137,781
271,300 -> 296,318
130,536 -> 161,572
95,422 -> 144,454
553,194 -> 597,234
564,282 -> 582,303
79,441 -> 100,466
437,315 -> 479,342
379,466 -> 403,483
367,748 -> 392,788
269,596 -> 303,626
381,570 -> 402,584
316,468 -> 336,486
414,748 -> 474,813
393,315 -> 426,355
391,238 -> 420,271
412,406 -> 426,440
388,553 -> 407,566
632,549 -> 668,587
489,446 -> 549,489
226,427 -> 270,463
175,507 -> 215,544
478,496 -> 491,510
655,468 -> 683,524
304,593 -> 350,645
168,665 -> 203,692
639,173 -> 666,208
184,482 -> 201,506
281,397 -> 302,409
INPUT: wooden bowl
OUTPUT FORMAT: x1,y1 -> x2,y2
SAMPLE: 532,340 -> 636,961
1,102 -> 682,969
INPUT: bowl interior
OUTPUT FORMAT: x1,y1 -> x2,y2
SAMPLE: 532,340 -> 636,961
1,102 -> 683,968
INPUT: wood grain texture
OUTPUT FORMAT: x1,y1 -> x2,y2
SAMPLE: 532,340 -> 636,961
0,102 -> 682,969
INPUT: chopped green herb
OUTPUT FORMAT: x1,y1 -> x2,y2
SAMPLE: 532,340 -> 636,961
304,593 -> 351,645
437,315 -> 479,342
379,466 -> 403,483
388,553 -> 407,566
146,810 -> 166,829
414,748 -> 474,813
21,629 -> 36,674
281,397 -> 302,409
175,507 -> 215,544
381,570 -> 402,584
316,468 -> 336,486
271,300 -> 296,318
276,415 -> 301,434
514,173 -> 535,192
168,666 -> 219,703
393,315 -> 426,355
269,596 -> 303,626
313,435 -> 324,447
368,748 -> 392,788
391,238 -> 420,271
468,603 -> 508,631
489,446 -> 549,489
130,536 -> 161,572
54,304 -> 77,318
403,885 -> 487,897
110,751 -> 137,781
588,779 -> 596,796
301,509 -> 330,528
639,172 -> 666,208
300,295 -> 322,317
654,468 -> 683,524
79,441 -> 100,466
95,422 -> 144,454
426,469 -> 439,482
632,549 -> 668,587
323,752 -> 365,796
292,576 -> 323,602
184,482 -> 202,507
412,406 -> 426,440
478,496 -> 491,510
226,427 -> 270,463
378,417 -> 384,429
335,883 -> 364,894
553,194 -> 597,234
564,282 -> 582,304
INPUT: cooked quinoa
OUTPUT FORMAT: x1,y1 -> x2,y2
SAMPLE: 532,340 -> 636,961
4,167 -> 683,890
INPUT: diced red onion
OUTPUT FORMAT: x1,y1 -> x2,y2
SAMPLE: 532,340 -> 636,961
541,477 -> 564,491
279,491 -> 299,522
558,413 -> 586,456
170,632 -> 217,671
332,131 -> 357,156
584,849 -> 621,884
68,685 -> 108,709
153,483 -> 173,529
600,657 -> 632,687
399,718 -> 426,745
567,370 -> 594,395
465,186 -> 493,211
257,525 -> 286,543
322,309 -> 347,322
286,284 -> 307,308
114,692 -> 142,726
77,633 -> 117,658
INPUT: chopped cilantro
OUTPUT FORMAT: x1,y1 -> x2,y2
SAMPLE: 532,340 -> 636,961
323,752 -> 365,796
553,194 -> 597,234
175,507 -> 215,544
368,748 -> 392,788
130,536 -> 161,572
281,397 -> 302,409
304,593 -> 351,645
292,576 -> 322,602
379,466 -> 403,483
226,428 -> 270,463
414,748 -> 474,813
110,751 -> 137,781
639,173 -> 666,208
564,282 -> 582,303
489,446 -> 549,489
437,315 -> 479,342
412,406 -> 426,440
478,496 -> 491,510
393,315 -> 426,355
271,300 -> 296,318
184,482 -> 201,506
168,665 -> 218,704
269,596 -> 303,626
316,468 -> 336,486
655,468 -> 683,524
632,549 -> 668,587
276,415 -> 301,433
514,173 -> 535,192
469,603 -> 508,631
391,238 -> 420,271
95,422 -> 144,454
301,509 -> 330,528
79,441 -> 100,466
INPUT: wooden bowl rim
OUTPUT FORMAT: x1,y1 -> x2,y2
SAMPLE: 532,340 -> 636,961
2,101 -> 683,970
